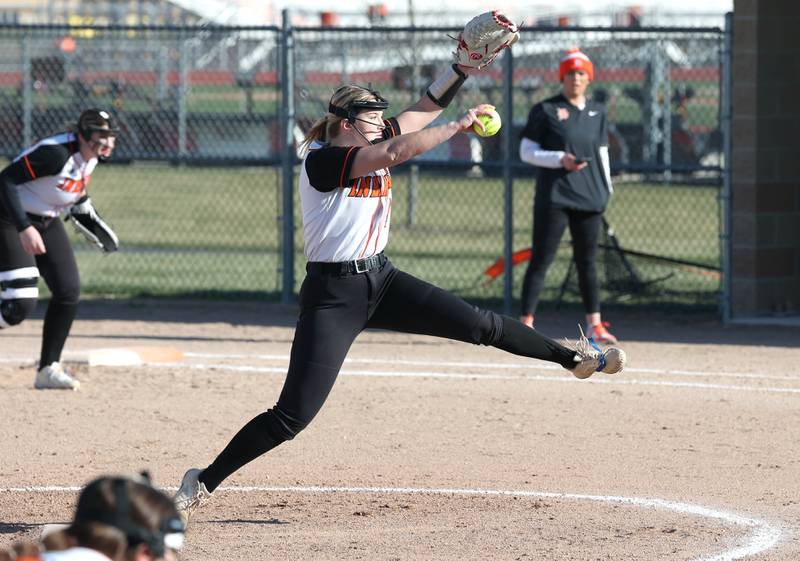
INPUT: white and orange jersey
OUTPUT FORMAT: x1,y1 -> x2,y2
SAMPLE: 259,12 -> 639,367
7,132 -> 98,217
300,118 -> 400,262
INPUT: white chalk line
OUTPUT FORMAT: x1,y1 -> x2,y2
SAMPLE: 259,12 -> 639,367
183,352 -> 800,383
144,360 -> 800,395
3,353 -> 800,394
5,352 -> 799,383
0,484 -> 782,561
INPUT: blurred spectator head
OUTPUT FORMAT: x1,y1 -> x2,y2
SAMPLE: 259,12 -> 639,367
43,473 -> 185,561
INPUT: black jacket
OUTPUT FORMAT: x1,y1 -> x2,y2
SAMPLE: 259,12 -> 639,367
520,93 -> 611,212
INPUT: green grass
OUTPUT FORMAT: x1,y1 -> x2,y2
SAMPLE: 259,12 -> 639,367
58,162 -> 720,310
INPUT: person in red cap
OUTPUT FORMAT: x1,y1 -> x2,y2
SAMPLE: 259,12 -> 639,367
517,48 -> 619,344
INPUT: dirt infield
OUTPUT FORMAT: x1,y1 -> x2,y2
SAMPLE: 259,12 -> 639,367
2,299 -> 799,560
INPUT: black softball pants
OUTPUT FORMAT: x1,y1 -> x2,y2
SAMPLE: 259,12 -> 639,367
520,204 -> 603,317
200,258 -> 577,492
0,215 -> 80,368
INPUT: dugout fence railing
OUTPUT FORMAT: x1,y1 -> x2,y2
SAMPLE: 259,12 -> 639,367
0,16 -> 729,315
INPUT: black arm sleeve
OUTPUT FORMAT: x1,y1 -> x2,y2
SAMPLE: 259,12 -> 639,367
305,145 -> 362,192
0,167 -> 30,231
381,117 -> 401,140
16,144 -> 71,180
0,144 -> 70,231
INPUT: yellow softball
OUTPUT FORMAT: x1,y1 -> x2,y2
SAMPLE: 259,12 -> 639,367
473,110 -> 502,137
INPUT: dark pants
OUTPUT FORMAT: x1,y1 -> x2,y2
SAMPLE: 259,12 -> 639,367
520,204 -> 603,317
200,258 -> 576,491
0,215 -> 80,368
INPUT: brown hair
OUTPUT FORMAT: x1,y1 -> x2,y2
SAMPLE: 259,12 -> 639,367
299,85 -> 385,153
43,476 -> 181,561
0,541 -> 42,561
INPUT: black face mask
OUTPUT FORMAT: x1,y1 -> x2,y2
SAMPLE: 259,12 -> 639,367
328,86 -> 390,124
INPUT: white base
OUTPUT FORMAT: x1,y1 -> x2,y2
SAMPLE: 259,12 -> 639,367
63,346 -> 184,366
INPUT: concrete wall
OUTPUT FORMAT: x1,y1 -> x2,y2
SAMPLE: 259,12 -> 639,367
730,0 -> 800,317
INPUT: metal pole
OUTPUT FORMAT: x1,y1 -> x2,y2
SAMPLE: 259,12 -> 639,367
662,44 -> 672,183
644,43 -> 664,169
502,48 -> 514,316
280,9 -> 296,304
21,35 -> 32,147
407,0 -> 419,227
720,12 -> 733,323
178,37 -> 189,159
157,45 -> 168,103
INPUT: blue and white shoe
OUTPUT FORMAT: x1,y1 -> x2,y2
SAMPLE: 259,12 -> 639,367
569,326 -> 626,379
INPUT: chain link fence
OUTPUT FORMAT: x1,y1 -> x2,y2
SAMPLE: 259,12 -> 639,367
0,22 -> 727,312
0,24 -> 284,298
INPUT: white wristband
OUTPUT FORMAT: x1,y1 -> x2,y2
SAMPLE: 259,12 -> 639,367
426,64 -> 467,108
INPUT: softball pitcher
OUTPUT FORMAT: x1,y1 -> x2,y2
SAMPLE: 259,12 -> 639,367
175,12 -> 625,522
0,108 -> 119,389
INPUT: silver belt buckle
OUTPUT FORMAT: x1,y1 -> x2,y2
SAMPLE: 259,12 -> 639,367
354,258 -> 368,273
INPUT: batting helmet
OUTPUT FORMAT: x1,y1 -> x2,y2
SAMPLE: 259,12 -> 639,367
77,108 -> 120,141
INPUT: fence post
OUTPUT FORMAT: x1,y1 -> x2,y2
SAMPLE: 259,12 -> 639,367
178,36 -> 189,159
720,12 -> 733,322
281,9 -> 296,305
157,44 -> 168,103
21,35 -> 32,147
644,43 -> 667,171
661,43 -> 672,183
407,8 -> 419,227
502,47 -> 514,316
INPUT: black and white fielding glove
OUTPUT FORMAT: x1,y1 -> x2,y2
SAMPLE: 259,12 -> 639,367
66,196 -> 119,253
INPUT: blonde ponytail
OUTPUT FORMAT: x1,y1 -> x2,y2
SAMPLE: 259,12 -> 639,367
299,114 -> 338,154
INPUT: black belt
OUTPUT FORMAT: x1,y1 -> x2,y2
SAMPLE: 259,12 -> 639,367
307,253 -> 388,276
26,213 -> 55,227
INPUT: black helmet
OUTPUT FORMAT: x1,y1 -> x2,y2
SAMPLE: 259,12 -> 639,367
77,108 -> 120,141
73,474 -> 185,558
328,86 -> 389,124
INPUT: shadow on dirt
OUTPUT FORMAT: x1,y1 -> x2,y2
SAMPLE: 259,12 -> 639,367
19,297 -> 800,349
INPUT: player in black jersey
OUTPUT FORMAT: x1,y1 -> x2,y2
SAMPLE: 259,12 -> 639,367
0,108 -> 119,389
518,48 -> 619,344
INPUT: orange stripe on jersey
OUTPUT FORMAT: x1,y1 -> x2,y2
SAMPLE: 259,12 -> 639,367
340,146 -> 357,187
383,197 -> 392,227
359,200 -> 384,258
371,200 -> 389,254
22,156 -> 36,179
